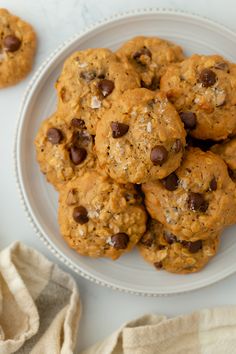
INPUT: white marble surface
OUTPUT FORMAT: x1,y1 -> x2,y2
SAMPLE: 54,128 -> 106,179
1,0 -> 236,352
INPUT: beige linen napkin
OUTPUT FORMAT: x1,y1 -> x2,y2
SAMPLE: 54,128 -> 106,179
0,242 -> 80,354
81,307 -> 236,354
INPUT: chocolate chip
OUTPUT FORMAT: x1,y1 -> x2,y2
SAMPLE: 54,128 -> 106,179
173,139 -> 182,153
182,240 -> 203,253
161,173 -> 179,191
140,234 -> 154,247
97,73 -> 106,79
111,122 -> 129,138
70,146 -> 87,165
141,76 -> 160,90
179,112 -> 197,130
71,118 -> 85,128
154,261 -> 163,269
133,47 -> 152,64
214,62 -> 229,72
164,231 -> 177,244
46,128 -> 63,144
209,177 -> 217,191
188,192 -> 209,212
98,79 -> 114,97
228,167 -> 236,180
80,71 -> 96,82
199,68 -> 217,87
150,146 -> 168,166
110,233 -> 129,250
3,35 -> 21,52
73,206 -> 89,224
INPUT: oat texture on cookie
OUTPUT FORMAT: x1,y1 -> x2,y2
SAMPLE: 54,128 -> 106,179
55,48 -> 140,134
95,88 -> 186,184
138,219 -> 220,274
35,111 -> 96,190
160,54 -> 236,140
142,148 -> 236,241
117,36 -> 184,91
58,170 -> 147,260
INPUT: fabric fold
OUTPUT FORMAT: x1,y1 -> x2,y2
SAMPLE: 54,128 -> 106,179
0,242 -> 81,354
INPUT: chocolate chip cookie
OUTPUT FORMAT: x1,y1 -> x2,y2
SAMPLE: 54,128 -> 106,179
55,48 -> 140,134
35,111 -> 96,190
138,219 -> 220,274
211,138 -> 236,181
58,170 -> 147,259
142,148 -> 236,241
95,88 -> 186,184
0,8 -> 36,87
116,36 -> 184,90
160,55 -> 236,140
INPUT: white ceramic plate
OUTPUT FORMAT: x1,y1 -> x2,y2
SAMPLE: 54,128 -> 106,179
15,9 -> 236,296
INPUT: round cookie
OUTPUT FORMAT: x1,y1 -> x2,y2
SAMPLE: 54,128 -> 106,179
55,48 -> 140,134
160,54 -> 236,140
142,148 -> 236,241
95,88 -> 186,184
116,36 -> 184,90
58,170 -> 147,260
138,219 -> 220,274
35,111 -> 96,190
0,8 -> 36,88
211,138 -> 236,181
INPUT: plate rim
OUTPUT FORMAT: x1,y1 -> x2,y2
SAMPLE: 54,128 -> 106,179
14,7 -> 236,296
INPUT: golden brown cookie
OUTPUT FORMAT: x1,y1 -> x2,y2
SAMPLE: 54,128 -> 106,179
211,138 -> 236,181
95,88 -> 186,184
116,36 -> 184,90
58,170 -> 147,260
0,8 -> 36,87
160,54 -> 236,140
55,48 -> 140,134
138,219 -> 220,274
34,111 -> 96,190
142,148 -> 236,241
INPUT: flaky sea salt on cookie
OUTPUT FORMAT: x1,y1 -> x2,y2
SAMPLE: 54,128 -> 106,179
142,148 -> 236,241
161,54 -> 236,140
58,170 -> 147,260
55,48 -> 140,134
116,36 -> 184,90
95,88 -> 186,184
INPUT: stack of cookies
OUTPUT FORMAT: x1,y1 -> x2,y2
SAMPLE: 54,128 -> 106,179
35,36 -> 236,274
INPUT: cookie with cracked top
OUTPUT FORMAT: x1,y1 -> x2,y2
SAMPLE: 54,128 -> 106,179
55,48 -> 140,134
142,148 -> 236,240
34,111 -> 96,190
138,219 -> 220,274
58,170 -> 147,259
160,54 -> 236,140
0,8 -> 36,87
116,36 -> 184,91
95,88 -> 186,184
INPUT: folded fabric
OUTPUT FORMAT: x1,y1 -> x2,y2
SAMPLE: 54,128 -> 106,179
81,307 -> 236,354
0,242 -> 81,354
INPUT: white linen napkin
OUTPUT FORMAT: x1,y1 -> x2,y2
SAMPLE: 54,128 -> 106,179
80,308 -> 236,354
1,241 -> 236,354
0,242 -> 80,354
